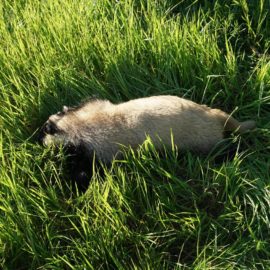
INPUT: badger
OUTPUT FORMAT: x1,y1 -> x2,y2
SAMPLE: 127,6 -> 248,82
38,95 -> 255,184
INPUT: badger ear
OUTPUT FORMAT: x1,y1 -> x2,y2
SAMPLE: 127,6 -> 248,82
63,106 -> 69,113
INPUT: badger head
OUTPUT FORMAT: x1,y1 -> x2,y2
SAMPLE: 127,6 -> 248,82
38,106 -> 79,148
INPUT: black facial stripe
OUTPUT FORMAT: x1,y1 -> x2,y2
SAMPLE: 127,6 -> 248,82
44,121 -> 59,135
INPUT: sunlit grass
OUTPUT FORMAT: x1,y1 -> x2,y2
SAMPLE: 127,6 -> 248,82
0,0 -> 270,269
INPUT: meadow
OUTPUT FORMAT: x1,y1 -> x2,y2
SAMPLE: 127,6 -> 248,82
0,0 -> 270,269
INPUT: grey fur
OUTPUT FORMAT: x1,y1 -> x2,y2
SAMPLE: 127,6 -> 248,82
40,95 -> 256,162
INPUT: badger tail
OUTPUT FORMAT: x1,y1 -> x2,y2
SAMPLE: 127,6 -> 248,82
210,108 -> 256,134
224,117 -> 256,133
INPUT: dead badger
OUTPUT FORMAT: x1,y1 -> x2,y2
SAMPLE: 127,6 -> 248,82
39,95 -> 255,183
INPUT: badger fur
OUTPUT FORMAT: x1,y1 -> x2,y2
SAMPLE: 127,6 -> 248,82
39,95 -> 255,164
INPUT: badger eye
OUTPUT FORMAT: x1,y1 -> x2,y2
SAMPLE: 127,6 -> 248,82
44,122 -> 58,135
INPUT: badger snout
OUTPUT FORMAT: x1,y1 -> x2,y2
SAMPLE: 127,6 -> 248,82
38,120 -> 62,146
37,130 -> 52,146
37,122 -> 50,144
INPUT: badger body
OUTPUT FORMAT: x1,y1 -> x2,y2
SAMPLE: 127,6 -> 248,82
39,95 -> 255,163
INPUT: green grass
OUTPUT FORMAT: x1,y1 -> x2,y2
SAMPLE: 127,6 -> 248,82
0,0 -> 270,269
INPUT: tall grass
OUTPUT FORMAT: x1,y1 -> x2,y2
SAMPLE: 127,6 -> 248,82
0,0 -> 270,269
